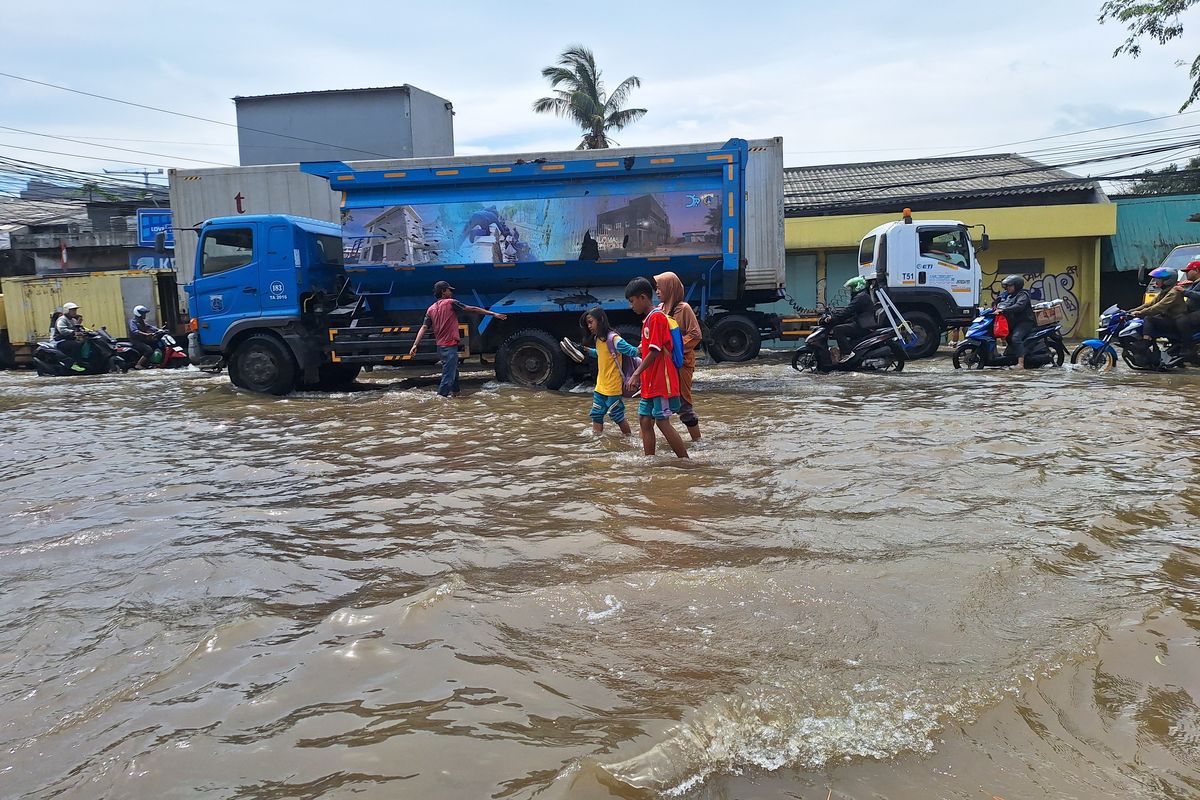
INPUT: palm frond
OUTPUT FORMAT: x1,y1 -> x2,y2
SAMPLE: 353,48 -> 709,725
604,76 -> 641,113
604,107 -> 647,131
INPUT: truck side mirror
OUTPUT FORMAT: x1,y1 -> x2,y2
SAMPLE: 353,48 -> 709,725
978,233 -> 989,252
154,231 -> 167,254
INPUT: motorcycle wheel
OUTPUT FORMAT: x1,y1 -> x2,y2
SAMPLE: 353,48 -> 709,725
887,341 -> 906,372
791,347 -> 817,372
1047,339 -> 1066,367
1069,343 -> 1116,372
952,343 -> 984,370
110,356 -> 128,374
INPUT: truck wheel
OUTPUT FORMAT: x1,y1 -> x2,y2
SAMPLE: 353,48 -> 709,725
901,311 -> 940,359
614,324 -> 641,347
496,329 -> 568,389
708,315 -> 761,362
228,333 -> 296,395
314,363 -> 361,390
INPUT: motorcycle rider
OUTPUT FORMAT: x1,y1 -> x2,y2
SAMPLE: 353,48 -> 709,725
1130,266 -> 1188,354
996,276 -> 1036,369
127,304 -> 159,369
52,302 -> 85,362
825,276 -> 876,362
1170,260 -> 1200,361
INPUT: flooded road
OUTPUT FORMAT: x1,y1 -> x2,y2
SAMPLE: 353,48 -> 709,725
0,355 -> 1197,799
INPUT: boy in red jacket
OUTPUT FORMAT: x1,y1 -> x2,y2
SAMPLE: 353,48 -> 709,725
623,277 -> 689,458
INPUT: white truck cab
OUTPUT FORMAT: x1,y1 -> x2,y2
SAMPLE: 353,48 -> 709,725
857,209 -> 986,358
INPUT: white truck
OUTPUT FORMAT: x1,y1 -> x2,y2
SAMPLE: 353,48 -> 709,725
856,209 -> 987,358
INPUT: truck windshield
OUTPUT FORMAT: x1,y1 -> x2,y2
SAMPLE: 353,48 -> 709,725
1161,244 -> 1200,271
918,228 -> 970,265
312,233 -> 344,266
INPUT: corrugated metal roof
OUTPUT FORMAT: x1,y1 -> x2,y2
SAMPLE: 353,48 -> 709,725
785,153 -> 1100,213
1105,193 -> 1200,271
0,198 -> 87,234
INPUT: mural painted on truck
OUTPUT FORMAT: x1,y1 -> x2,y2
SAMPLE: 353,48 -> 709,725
983,265 -> 1082,336
340,189 -> 723,267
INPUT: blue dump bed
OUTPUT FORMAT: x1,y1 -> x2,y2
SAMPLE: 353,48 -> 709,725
301,138 -> 780,317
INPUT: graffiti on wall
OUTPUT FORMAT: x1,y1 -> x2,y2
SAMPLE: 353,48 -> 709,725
985,265 -> 1083,336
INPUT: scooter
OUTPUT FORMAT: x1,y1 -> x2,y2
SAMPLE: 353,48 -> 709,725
1070,305 -> 1200,371
791,318 -> 906,373
117,329 -> 191,370
951,308 -> 1066,369
33,328 -> 126,376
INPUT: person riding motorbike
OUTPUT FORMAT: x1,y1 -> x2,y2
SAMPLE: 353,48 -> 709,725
1170,260 -> 1200,361
52,302 -> 85,361
127,304 -> 159,369
996,276 -> 1036,369
824,276 -> 877,362
1130,266 -> 1188,354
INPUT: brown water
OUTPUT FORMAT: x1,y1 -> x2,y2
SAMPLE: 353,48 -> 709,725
0,355 -> 1196,800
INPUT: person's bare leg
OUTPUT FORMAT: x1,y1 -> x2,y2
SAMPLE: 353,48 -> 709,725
639,415 -> 656,455
656,418 -> 690,458
685,422 -> 701,441
617,419 -> 632,436
592,422 -> 604,435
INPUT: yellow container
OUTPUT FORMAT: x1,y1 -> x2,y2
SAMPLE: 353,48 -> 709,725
0,293 -> 7,332
0,270 -> 180,357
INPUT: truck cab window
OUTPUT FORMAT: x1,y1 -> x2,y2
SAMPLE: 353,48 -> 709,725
859,236 -> 876,266
919,229 -> 969,266
313,234 -> 344,266
201,229 -> 254,276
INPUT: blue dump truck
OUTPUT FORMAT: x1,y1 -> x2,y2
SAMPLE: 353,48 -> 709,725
185,138 -> 785,394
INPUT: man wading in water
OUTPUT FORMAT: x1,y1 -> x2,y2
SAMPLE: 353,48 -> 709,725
409,281 -> 507,398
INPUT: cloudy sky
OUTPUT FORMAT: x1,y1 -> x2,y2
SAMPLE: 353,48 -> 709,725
1,0 -> 1196,190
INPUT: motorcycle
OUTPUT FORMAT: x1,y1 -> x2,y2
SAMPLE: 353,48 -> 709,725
791,317 -> 906,373
33,328 -> 126,377
1070,305 -> 1200,371
952,308 -> 1066,369
117,328 -> 191,370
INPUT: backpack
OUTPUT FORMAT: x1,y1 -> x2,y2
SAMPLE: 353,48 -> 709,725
649,308 -> 685,369
604,332 -> 642,398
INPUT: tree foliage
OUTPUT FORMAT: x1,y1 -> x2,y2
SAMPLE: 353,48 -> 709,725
1126,155 -> 1200,194
1100,0 -> 1200,109
533,45 -> 646,150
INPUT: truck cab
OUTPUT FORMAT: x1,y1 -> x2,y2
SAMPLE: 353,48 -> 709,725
857,210 -> 986,358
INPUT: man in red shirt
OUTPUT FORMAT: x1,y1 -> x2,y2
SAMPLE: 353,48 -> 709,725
623,277 -> 689,458
409,281 -> 507,397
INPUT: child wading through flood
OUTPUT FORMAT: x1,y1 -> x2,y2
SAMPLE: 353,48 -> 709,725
624,277 -> 689,459
653,271 -> 702,441
580,307 -> 637,436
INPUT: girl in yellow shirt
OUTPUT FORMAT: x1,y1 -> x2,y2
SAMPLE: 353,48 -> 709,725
581,308 -> 639,436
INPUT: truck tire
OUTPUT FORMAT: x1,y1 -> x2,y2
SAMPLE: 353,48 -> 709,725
496,329 -> 569,390
900,311 -> 940,359
614,324 -> 641,347
708,314 -> 761,362
314,363 -> 361,390
228,333 -> 296,395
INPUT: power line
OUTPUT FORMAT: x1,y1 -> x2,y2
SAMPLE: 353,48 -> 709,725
0,70 -> 406,159
0,124 -> 234,166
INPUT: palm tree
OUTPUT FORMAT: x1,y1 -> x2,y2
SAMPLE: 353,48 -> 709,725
533,45 -> 646,149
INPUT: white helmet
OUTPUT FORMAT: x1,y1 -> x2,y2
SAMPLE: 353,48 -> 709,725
63,302 -> 79,311
134,305 -> 149,316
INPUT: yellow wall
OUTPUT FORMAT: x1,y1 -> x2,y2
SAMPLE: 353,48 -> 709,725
977,237 -> 1101,337
785,202 -> 1116,250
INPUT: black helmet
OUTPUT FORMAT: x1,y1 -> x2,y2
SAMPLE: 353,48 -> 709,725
1000,275 -> 1024,290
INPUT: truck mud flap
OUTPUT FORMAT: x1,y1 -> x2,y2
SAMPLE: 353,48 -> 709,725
327,324 -> 469,365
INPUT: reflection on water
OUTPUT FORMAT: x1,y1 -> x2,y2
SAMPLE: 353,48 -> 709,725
0,356 -> 1196,799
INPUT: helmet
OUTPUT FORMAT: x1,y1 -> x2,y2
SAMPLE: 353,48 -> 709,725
1000,275 -> 1024,290
134,305 -> 149,316
1149,266 -> 1178,288
63,302 -> 79,311
844,276 -> 867,293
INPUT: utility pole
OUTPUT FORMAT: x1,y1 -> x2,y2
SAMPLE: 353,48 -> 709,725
103,168 -> 164,195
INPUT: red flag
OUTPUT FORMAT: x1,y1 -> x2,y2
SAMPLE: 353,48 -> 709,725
60,240 -> 68,270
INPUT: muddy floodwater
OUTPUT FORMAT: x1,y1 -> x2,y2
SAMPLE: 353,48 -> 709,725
0,355 -> 1197,800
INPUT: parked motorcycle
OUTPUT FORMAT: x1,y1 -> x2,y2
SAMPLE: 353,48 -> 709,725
952,308 -> 1066,369
791,318 -> 906,373
33,328 -> 126,376
117,329 -> 191,370
1070,305 -> 1200,371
